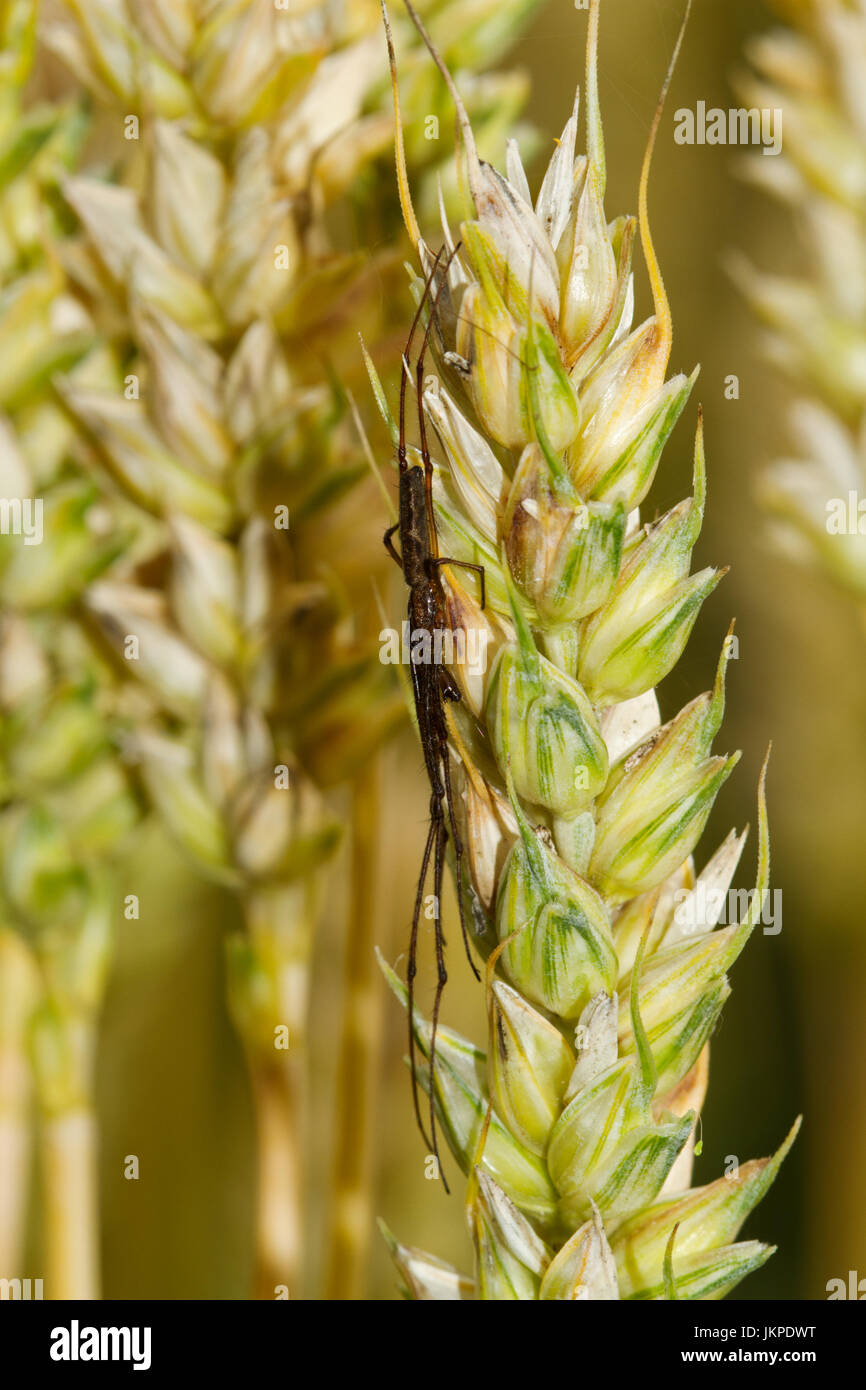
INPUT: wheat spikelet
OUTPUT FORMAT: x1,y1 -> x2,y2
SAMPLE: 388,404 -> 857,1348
375,0 -> 798,1301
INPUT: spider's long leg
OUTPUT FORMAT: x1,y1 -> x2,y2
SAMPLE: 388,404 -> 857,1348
427,793 -> 451,1196
399,248 -> 445,472
414,241 -> 462,553
441,737 -> 481,982
383,522 -> 402,567
433,556 -> 486,611
408,807 -> 438,1153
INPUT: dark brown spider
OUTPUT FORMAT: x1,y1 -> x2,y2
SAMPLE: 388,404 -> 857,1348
383,247 -> 486,1192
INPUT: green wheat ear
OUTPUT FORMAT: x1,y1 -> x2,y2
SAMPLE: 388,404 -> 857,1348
379,0 -> 797,1300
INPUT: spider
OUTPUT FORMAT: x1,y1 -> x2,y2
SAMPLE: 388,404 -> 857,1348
383,246 -> 486,1190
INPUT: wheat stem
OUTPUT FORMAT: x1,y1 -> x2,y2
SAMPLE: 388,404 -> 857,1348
0,930 -> 39,1279
227,880 -> 317,1297
41,1107 -> 100,1300
0,1073 -> 31,1278
248,1053 -> 303,1300
325,756 -> 384,1300
34,1012 -> 100,1300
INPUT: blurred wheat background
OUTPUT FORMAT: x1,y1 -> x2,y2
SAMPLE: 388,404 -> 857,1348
9,0 -> 865,1300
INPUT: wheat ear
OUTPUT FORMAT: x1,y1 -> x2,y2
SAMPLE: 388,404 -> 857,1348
376,0 -> 798,1301
734,0 -> 866,614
